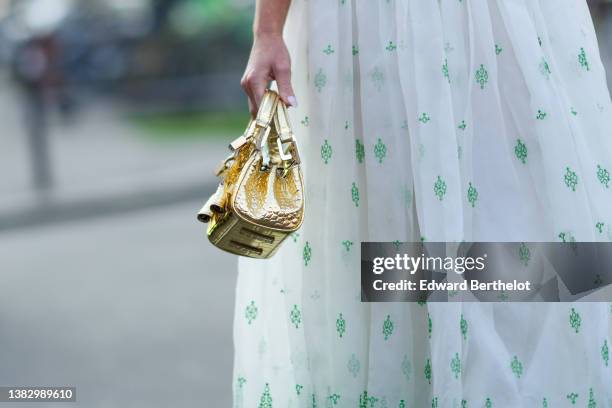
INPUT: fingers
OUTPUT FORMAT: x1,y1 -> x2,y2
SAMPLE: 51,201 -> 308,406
273,62 -> 297,107
241,70 -> 268,117
252,82 -> 266,113
247,98 -> 256,118
241,60 -> 296,117
240,72 -> 257,117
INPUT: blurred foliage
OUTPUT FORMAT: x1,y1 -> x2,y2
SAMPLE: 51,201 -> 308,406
127,110 -> 249,140
170,0 -> 253,36
127,0 -> 253,78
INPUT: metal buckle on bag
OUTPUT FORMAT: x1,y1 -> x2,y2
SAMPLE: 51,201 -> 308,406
276,137 -> 292,161
275,134 -> 300,178
277,134 -> 300,165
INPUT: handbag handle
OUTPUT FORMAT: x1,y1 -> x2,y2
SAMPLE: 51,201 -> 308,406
255,90 -> 280,129
229,90 -> 280,152
221,89 -> 299,174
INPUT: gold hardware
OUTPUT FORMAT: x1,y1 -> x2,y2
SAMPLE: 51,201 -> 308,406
276,137 -> 293,161
229,135 -> 248,151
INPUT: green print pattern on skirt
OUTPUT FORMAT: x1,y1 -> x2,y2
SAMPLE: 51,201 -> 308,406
234,0 -> 612,406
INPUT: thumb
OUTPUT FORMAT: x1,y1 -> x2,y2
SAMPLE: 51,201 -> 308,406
274,63 -> 297,108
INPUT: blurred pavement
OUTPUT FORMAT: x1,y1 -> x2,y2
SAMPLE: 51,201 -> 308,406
0,200 -> 236,408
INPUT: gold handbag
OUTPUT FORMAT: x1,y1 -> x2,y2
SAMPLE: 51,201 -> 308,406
196,89 -> 304,258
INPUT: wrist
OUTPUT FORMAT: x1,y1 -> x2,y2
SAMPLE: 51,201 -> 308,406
253,29 -> 283,40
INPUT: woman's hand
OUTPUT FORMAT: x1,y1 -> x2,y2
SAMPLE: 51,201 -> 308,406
241,33 -> 296,116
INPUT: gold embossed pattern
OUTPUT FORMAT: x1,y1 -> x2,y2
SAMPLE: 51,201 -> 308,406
243,162 -> 270,214
225,144 -> 254,187
233,149 -> 304,231
274,170 -> 299,208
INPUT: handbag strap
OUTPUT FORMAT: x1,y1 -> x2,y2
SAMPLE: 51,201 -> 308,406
255,90 -> 280,129
274,99 -> 292,142
273,100 -> 300,165
228,90 -> 280,152
252,91 -> 280,155
220,89 -> 300,176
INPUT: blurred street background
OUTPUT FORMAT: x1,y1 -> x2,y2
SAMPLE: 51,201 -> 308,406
0,0 -> 610,407
0,0 -> 252,407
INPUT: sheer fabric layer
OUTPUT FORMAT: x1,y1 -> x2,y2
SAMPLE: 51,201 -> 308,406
233,1 -> 612,407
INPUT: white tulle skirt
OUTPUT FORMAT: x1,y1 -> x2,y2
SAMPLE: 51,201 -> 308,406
233,0 -> 612,406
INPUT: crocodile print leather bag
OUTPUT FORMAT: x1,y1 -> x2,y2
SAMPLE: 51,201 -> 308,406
196,89 -> 304,258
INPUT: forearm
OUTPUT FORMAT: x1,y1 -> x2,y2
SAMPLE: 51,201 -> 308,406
253,0 -> 291,38
242,0 -> 295,112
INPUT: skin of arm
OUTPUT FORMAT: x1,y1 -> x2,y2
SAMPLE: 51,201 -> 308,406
241,0 -> 296,116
